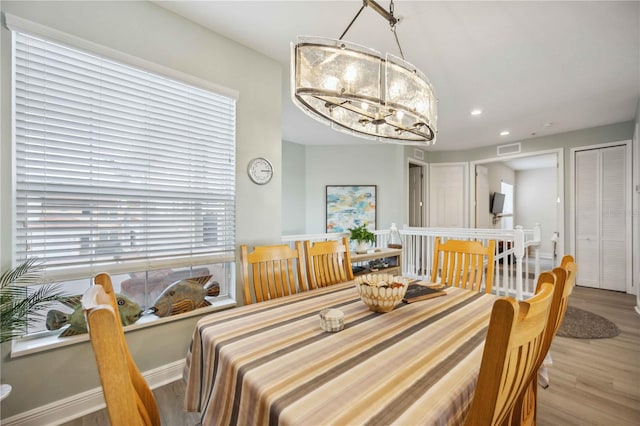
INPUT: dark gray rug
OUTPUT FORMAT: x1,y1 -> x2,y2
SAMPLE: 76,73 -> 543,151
557,306 -> 620,339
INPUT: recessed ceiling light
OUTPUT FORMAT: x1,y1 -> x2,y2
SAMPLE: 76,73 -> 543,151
500,130 -> 510,136
471,109 -> 483,116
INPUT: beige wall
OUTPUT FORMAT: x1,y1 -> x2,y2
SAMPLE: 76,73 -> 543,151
282,140 -> 306,234
0,0 -> 281,419
287,122 -> 634,240
303,144 -> 406,233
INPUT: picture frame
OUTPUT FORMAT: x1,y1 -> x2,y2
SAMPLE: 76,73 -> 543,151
326,185 -> 377,233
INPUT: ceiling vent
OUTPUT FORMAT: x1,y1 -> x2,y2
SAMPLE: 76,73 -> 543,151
497,143 -> 521,156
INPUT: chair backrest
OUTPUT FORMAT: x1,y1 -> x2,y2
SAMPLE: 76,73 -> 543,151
430,237 -> 496,293
538,256 -> 577,363
241,242 -> 306,304
304,237 -> 354,289
510,256 -> 578,425
464,278 -> 554,426
82,273 -> 160,426
560,254 -> 575,268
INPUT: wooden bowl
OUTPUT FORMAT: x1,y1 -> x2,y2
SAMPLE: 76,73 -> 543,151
354,274 -> 409,313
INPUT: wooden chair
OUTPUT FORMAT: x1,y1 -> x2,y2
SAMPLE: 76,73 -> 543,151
304,237 -> 354,289
463,276 -> 555,426
241,242 -> 306,304
430,237 -> 496,293
510,255 -> 578,426
82,273 -> 160,426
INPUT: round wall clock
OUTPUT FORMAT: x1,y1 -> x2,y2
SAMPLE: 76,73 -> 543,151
247,157 -> 274,185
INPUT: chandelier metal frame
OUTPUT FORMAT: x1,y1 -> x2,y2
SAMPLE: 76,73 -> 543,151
291,0 -> 438,146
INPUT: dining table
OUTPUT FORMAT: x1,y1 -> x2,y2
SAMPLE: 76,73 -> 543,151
183,279 -> 498,426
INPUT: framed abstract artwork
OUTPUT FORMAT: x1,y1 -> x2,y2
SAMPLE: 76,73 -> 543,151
326,185 -> 377,233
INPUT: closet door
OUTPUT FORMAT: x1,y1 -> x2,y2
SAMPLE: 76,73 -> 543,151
575,145 -> 627,291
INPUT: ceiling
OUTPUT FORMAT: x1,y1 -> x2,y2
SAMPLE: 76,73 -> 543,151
155,1 -> 640,152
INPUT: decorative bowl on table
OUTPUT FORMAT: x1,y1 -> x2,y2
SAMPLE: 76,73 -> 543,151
354,273 -> 409,313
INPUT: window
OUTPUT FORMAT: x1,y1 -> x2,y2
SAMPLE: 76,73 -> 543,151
12,30 -> 236,338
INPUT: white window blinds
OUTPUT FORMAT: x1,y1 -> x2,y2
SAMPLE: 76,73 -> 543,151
13,32 -> 236,279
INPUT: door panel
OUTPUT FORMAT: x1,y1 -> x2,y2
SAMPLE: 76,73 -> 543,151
575,150 -> 600,288
600,146 -> 627,291
574,145 -> 628,291
429,164 -> 467,227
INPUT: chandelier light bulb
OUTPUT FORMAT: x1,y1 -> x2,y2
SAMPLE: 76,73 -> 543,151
322,76 -> 339,91
344,65 -> 358,82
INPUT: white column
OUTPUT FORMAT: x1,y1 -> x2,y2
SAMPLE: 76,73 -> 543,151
534,223 -> 542,279
514,226 -> 525,300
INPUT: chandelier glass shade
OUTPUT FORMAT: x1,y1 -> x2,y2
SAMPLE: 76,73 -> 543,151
291,36 -> 437,145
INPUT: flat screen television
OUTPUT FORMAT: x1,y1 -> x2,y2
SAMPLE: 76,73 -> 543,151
490,192 -> 505,214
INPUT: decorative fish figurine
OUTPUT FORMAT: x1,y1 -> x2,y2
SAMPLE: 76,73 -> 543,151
46,293 -> 143,337
149,275 -> 220,317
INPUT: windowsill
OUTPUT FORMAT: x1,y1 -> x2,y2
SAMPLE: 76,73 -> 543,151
10,296 -> 237,358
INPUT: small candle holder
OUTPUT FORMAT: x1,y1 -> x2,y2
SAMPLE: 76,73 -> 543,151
319,308 -> 344,332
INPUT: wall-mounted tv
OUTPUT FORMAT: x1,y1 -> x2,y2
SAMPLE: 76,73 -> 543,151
490,192 -> 505,214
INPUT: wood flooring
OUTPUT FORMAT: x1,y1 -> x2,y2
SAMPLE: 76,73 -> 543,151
536,285 -> 640,426
61,285 -> 640,426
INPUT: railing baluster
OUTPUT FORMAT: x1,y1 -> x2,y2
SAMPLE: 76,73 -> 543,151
282,225 -> 542,298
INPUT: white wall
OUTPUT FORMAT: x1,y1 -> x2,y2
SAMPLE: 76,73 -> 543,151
515,168 -> 557,257
303,144 -> 405,233
0,0 -> 281,419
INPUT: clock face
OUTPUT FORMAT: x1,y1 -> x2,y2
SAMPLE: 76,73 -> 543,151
248,157 -> 273,185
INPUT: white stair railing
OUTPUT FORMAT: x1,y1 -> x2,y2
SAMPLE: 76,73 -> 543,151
282,224 -> 542,299
399,225 -> 542,299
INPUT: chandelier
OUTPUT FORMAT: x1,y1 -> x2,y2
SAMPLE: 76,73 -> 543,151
291,0 -> 437,146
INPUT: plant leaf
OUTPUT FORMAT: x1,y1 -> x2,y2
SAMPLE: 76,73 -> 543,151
1,259 -> 67,343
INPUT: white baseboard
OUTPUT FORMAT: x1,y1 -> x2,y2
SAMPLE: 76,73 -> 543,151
1,360 -> 185,426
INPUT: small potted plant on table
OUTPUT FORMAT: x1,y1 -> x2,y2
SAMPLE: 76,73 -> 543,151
349,224 -> 376,254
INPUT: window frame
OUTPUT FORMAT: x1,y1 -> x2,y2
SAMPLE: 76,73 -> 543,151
6,15 -> 239,355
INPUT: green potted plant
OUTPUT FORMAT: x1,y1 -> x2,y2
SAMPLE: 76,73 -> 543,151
1,258 -> 65,400
1,258 -> 65,344
349,224 -> 376,254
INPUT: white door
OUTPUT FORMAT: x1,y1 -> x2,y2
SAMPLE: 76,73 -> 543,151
429,163 -> 468,227
575,145 -> 628,291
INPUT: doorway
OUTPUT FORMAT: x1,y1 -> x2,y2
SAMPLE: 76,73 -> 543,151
408,162 -> 425,227
470,149 -> 564,260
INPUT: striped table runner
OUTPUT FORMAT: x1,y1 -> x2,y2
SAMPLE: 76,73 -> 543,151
184,282 -> 497,426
